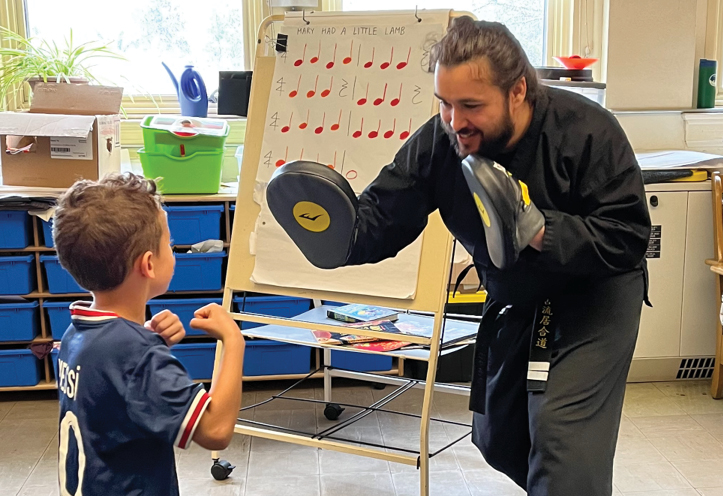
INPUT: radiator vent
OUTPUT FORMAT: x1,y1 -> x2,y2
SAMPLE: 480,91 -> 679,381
676,357 -> 715,379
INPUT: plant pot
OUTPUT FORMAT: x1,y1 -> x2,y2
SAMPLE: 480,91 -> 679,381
26,77 -> 89,91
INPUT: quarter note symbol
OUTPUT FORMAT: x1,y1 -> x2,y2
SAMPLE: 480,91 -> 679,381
328,151 -> 337,169
307,75 -> 319,98
396,48 -> 411,70
357,83 -> 369,106
343,41 -> 353,64
289,75 -> 302,98
391,83 -> 403,107
321,77 -> 333,98
315,113 -> 326,134
352,118 -> 364,138
281,112 -> 293,133
331,110 -> 342,131
310,41 -> 321,64
294,44 -> 307,67
299,110 -> 310,130
380,47 -> 394,69
368,120 -> 381,139
275,147 -> 288,167
364,48 -> 375,69
384,119 -> 396,139
326,44 -> 337,69
374,83 -> 387,106
400,118 -> 412,140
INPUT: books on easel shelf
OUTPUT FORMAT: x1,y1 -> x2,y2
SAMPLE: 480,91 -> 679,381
313,305 -> 478,352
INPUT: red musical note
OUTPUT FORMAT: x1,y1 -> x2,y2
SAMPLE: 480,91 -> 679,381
310,41 -> 321,64
391,83 -> 403,107
299,110 -> 310,130
326,44 -> 337,69
364,48 -> 375,69
321,76 -> 333,98
396,48 -> 411,70
374,83 -> 387,106
289,75 -> 302,98
281,112 -> 293,133
346,170 -> 358,180
368,120 -> 381,139
275,147 -> 288,167
315,113 -> 326,134
343,41 -> 353,65
357,84 -> 369,106
294,44 -> 307,67
352,118 -> 364,138
307,75 -> 319,98
331,109 -> 342,131
400,118 -> 412,140
380,47 -> 394,69
384,119 -> 396,139
328,151 -> 337,169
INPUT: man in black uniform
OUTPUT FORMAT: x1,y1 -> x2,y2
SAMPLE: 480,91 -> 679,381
268,17 -> 651,496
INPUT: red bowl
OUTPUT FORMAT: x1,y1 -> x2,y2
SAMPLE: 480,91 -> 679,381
553,56 -> 598,70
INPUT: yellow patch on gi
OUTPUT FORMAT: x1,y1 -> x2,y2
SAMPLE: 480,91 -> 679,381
519,180 -> 532,206
293,201 -> 330,232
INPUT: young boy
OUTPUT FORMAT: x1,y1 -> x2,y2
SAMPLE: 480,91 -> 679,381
53,173 -> 245,495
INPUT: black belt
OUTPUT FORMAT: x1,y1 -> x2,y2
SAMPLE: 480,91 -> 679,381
469,299 -> 555,414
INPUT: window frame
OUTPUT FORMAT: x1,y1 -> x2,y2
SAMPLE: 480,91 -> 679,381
2,0 -> 592,114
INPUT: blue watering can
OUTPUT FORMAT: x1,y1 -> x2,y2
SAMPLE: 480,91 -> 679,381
162,62 -> 208,118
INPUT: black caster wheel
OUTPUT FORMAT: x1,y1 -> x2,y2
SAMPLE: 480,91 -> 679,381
324,403 -> 345,421
373,382 -> 386,390
211,459 -> 235,481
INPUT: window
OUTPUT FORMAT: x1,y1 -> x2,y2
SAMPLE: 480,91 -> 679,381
24,0 -> 245,97
342,0 -> 548,66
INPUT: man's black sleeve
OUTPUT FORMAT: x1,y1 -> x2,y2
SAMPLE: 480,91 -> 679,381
532,124 -> 651,276
345,120 -> 440,266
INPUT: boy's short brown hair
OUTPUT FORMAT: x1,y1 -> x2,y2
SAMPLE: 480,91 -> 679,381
53,173 -> 164,292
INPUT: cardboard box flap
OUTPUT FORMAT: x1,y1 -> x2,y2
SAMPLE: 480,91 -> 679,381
0,112 -> 95,138
30,83 -> 123,116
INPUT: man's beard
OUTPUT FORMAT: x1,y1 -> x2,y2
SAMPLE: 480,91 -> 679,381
442,109 -> 515,159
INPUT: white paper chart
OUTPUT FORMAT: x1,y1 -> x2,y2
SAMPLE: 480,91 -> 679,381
256,19 -> 446,191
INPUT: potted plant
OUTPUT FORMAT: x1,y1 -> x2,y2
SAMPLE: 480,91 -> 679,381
0,27 -> 124,109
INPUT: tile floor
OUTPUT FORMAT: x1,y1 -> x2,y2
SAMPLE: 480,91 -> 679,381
3,379 -> 723,495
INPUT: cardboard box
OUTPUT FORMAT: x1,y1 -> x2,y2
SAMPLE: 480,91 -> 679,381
0,84 -> 122,188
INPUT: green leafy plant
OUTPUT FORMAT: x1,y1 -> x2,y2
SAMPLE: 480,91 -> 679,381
0,27 -> 125,109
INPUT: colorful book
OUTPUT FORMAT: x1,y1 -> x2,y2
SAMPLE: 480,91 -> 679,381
326,304 -> 399,323
312,320 -> 402,346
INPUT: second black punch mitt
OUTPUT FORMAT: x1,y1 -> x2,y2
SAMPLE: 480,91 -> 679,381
266,161 -> 358,269
461,155 -> 545,270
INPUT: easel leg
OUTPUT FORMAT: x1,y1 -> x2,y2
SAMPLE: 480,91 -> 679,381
712,275 -> 723,398
324,348 -> 332,403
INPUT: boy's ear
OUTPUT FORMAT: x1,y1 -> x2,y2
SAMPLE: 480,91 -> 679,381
137,251 -> 155,279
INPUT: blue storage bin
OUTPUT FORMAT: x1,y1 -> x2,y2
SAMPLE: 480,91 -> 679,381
51,348 -> 59,380
0,349 -> 41,386
0,301 -> 39,342
40,256 -> 84,294
233,295 -> 311,330
0,211 -> 31,249
41,218 -> 54,248
244,339 -> 311,376
331,350 -> 393,372
44,301 -> 73,340
164,205 -> 224,245
0,255 -> 35,295
171,343 -> 217,380
148,298 -> 222,336
168,251 -> 226,292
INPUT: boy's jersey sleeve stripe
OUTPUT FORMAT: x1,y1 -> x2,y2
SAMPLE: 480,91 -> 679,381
174,389 -> 211,449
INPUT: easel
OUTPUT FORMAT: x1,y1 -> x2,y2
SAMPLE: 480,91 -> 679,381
211,10 -> 475,495
706,171 -> 723,398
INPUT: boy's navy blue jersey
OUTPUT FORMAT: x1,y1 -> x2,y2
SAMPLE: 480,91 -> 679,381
57,302 -> 210,496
